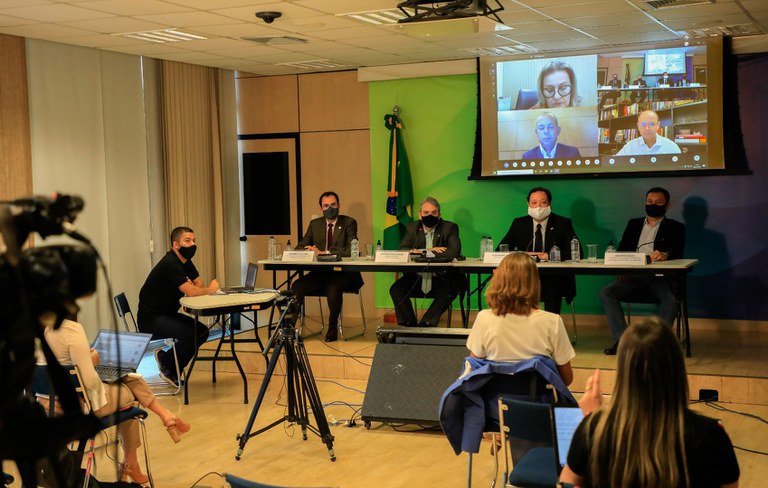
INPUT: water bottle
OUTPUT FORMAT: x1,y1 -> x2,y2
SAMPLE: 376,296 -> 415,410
486,236 -> 494,254
549,244 -> 561,263
351,238 -> 359,260
570,236 -> 581,263
480,236 -> 487,257
286,239 -> 293,251
605,240 -> 616,255
268,236 -> 276,260
375,239 -> 382,257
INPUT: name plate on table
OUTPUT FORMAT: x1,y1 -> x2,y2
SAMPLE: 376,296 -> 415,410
483,252 -> 510,264
604,252 -> 647,266
282,250 -> 315,262
375,251 -> 410,263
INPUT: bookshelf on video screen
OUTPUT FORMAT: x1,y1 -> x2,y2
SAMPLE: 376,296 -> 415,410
477,38 -> 725,178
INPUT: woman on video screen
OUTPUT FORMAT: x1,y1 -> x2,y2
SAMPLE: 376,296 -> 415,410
532,60 -> 582,109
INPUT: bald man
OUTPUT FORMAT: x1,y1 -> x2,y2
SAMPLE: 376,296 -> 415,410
521,113 -> 582,159
616,110 -> 681,156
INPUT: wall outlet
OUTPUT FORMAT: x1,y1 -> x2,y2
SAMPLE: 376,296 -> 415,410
699,389 -> 718,401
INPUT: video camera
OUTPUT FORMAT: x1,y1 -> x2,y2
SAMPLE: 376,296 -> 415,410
0,193 -> 102,486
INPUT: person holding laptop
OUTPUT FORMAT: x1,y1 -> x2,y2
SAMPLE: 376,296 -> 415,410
138,226 -> 219,386
39,317 -> 191,484
561,317 -> 739,488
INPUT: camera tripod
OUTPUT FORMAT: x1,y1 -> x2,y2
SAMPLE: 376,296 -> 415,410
235,295 -> 336,461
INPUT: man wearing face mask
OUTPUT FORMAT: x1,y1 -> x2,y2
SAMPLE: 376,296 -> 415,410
599,187 -> 686,354
291,191 -> 363,342
138,226 -> 220,387
497,187 -> 579,314
389,196 -> 462,327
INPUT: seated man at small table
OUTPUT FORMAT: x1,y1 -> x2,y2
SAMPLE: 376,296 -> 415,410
389,196 -> 462,327
599,73 -> 622,107
138,226 -> 220,387
291,191 -> 363,342
599,187 -> 685,355
629,74 -> 648,104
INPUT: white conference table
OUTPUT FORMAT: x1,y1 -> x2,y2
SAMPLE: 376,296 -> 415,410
180,291 -> 279,405
260,257 -> 698,356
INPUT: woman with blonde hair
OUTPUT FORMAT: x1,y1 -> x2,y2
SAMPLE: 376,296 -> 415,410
466,252 -> 574,385
561,317 -> 740,487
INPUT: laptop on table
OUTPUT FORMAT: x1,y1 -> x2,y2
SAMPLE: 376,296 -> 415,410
91,329 -> 152,383
220,263 -> 258,294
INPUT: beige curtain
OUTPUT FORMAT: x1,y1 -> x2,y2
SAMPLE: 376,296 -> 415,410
160,60 -> 226,285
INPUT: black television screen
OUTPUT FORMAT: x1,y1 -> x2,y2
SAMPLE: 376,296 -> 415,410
475,38 -> 726,179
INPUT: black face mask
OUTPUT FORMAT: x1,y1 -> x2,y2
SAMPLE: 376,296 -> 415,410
421,214 -> 440,228
178,244 -> 197,260
323,207 -> 339,220
645,204 -> 667,218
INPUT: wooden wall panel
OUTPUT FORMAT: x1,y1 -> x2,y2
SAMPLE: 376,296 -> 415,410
0,34 -> 32,200
236,75 -> 298,135
299,71 -> 369,132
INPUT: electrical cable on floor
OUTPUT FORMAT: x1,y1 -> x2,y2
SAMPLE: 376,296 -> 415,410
316,378 -> 366,395
189,471 -> 224,487
703,401 -> 768,456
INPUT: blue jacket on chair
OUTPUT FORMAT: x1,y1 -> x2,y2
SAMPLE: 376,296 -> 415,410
439,355 -> 576,455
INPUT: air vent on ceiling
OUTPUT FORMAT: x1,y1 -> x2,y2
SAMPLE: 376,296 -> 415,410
276,60 -> 347,70
242,36 -> 308,45
464,44 -> 538,56
339,9 -> 410,25
644,0 -> 714,9
114,29 -> 207,43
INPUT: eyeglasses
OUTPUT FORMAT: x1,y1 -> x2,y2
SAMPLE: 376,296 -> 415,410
638,122 -> 658,127
542,84 -> 572,98
321,203 -> 338,209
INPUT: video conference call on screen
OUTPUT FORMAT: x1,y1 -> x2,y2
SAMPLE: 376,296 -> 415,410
478,38 -> 725,179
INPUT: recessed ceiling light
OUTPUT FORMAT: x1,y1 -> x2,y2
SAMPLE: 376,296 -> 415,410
114,29 -> 207,44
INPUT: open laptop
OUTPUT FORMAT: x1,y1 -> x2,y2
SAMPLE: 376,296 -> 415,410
91,329 -> 152,383
220,263 -> 258,293
552,405 -> 585,471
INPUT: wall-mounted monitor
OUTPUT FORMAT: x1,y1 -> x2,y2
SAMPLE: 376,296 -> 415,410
473,38 -> 732,179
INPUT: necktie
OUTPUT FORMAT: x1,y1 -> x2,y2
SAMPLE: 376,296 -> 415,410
534,223 -> 543,253
326,223 -> 334,252
421,231 -> 433,294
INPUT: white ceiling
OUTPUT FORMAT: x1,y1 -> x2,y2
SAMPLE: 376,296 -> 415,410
0,0 -> 766,75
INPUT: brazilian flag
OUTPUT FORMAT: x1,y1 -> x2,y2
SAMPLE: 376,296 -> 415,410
383,113 -> 413,250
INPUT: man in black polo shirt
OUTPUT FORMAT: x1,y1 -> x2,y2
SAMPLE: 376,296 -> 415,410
138,226 -> 219,387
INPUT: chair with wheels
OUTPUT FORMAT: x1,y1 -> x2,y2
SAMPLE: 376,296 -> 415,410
31,364 -> 152,488
114,292 -> 182,394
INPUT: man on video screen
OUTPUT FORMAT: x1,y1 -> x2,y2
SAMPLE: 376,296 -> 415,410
522,113 -> 581,159
616,110 -> 681,156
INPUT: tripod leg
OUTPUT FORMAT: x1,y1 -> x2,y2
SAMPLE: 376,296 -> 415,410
296,340 -> 336,461
234,339 -> 284,460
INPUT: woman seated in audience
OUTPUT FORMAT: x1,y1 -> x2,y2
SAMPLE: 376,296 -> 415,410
561,317 -> 740,488
40,317 -> 191,484
466,252 -> 575,385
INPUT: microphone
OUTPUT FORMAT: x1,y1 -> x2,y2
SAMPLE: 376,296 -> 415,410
239,236 -> 248,242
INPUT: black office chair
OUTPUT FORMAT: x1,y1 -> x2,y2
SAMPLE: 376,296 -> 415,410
515,89 -> 539,110
114,292 -> 182,394
410,271 -> 467,327
32,364 -> 152,488
622,291 -> 689,355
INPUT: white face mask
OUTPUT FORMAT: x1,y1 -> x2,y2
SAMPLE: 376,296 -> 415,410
528,206 -> 551,221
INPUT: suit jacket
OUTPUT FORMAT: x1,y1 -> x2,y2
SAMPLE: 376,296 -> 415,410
297,214 -> 357,257
399,219 -> 461,260
499,213 -> 579,300
657,76 -> 676,87
618,217 -> 686,259
521,143 -> 581,159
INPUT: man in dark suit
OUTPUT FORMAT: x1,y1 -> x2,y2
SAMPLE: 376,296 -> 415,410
521,113 -> 581,160
389,196 -> 462,327
629,74 -> 648,104
291,191 -> 363,342
498,187 -> 579,314
599,187 -> 686,354
599,73 -> 622,107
